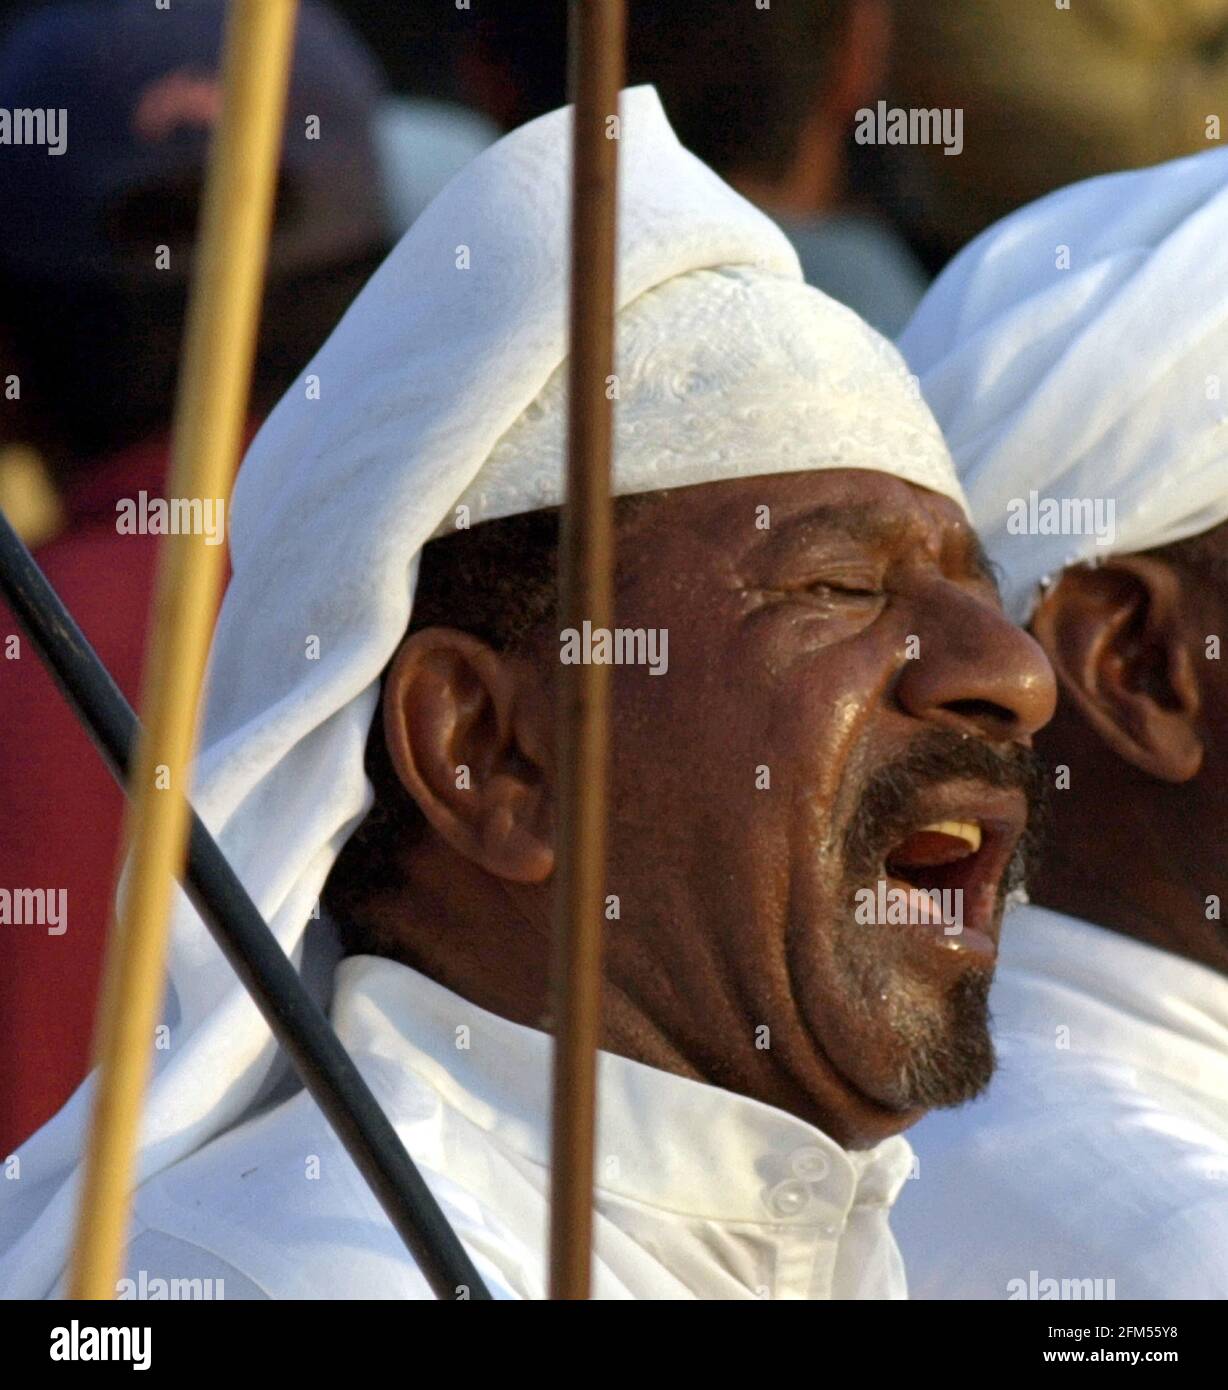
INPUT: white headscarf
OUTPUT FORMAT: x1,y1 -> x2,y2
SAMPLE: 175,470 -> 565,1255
0,87 -> 965,1297
900,147 -> 1228,623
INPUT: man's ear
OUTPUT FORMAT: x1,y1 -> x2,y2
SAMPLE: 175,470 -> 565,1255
382,627 -> 554,882
1030,556 -> 1203,782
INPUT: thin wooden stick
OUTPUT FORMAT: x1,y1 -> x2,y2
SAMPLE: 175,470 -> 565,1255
549,0 -> 626,1301
68,0 -> 300,1300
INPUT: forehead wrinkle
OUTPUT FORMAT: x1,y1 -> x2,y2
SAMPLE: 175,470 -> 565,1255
756,502 -> 919,559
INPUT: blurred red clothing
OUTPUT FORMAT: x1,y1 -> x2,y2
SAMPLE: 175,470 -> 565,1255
0,434 -> 220,1154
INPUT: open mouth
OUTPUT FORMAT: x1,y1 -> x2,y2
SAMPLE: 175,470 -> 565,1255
875,796 -> 1025,959
887,820 -> 983,894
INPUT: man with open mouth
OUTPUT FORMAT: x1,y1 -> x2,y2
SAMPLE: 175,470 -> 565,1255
0,88 -> 1055,1301
894,147 -> 1228,1300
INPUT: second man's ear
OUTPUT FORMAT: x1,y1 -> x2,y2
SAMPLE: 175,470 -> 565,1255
381,627 -> 555,882
1030,556 -> 1203,783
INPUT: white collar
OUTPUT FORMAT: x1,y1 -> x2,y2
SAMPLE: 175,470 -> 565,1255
331,954 -> 915,1229
993,904 -> 1228,1100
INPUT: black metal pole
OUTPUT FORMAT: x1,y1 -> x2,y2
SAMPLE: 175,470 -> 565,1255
0,509 -> 491,1301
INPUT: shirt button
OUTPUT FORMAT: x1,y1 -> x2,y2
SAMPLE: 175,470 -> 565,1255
789,1146 -> 831,1183
765,1178 -> 813,1219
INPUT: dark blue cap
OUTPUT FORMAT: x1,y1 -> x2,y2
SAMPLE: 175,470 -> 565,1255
0,0 -> 387,285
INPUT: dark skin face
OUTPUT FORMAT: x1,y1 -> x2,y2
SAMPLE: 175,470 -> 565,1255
1027,536 -> 1228,977
366,470 -> 1056,1150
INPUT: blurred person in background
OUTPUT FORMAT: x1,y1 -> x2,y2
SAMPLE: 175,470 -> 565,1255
885,0 -> 1228,274
462,0 -> 929,337
893,150 -> 1228,1299
0,0 -> 389,1154
330,0 -> 500,237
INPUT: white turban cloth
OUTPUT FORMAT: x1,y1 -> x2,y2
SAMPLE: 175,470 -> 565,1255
0,87 -> 965,1296
899,146 -> 1228,624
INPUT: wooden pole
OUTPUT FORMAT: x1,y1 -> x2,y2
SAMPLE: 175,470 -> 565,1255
549,0 -> 626,1301
68,0 -> 300,1299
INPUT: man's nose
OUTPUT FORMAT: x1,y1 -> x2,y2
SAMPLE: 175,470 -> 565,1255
894,587 -> 1058,742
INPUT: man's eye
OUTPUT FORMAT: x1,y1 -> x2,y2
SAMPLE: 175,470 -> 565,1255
804,581 -> 883,599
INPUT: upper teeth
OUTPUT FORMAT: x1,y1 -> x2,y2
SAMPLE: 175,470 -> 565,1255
918,820 -> 982,852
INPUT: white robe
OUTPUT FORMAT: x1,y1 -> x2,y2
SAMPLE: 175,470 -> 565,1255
89,956 -> 914,1300
893,906 -> 1228,1299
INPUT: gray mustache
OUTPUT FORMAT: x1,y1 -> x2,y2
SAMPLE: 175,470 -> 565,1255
842,730 -> 1048,888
